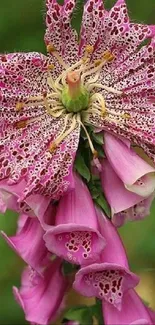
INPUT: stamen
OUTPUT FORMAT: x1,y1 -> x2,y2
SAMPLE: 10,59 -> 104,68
88,83 -> 123,95
49,114 -> 77,153
90,93 -> 107,116
46,43 -> 68,69
81,50 -> 114,86
77,114 -> 98,158
82,45 -> 94,63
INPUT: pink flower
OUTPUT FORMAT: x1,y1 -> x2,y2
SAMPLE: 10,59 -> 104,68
1,214 -> 50,274
102,289 -> 154,325
1,0 -> 155,202
73,209 -> 139,310
13,258 -> 68,325
44,174 -> 105,265
101,132 -> 155,226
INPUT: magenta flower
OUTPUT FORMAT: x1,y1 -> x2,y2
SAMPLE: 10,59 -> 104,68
1,214 -> 50,274
13,258 -> 68,325
73,209 -> 139,310
102,289 -> 154,325
1,0 -> 155,202
44,174 -> 105,265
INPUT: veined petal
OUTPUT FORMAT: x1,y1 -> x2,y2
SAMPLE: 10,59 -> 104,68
102,289 -> 153,325
104,132 -> 155,197
44,174 -> 105,265
45,0 -> 79,64
1,216 -> 49,274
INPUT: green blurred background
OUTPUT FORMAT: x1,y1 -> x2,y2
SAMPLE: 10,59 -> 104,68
0,0 -> 155,324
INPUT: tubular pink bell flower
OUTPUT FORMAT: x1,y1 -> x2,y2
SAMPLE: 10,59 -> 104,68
1,0 -> 155,202
73,209 -> 139,310
102,289 -> 154,325
44,174 -> 105,265
13,258 -> 68,325
1,214 -> 50,274
101,158 -> 154,226
104,132 -> 155,198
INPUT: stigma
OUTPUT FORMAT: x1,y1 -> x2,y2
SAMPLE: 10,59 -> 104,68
61,70 -> 89,113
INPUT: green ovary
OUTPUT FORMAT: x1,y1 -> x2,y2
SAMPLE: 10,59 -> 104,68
61,86 -> 90,113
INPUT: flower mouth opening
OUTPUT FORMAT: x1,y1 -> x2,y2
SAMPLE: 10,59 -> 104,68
44,227 -> 105,265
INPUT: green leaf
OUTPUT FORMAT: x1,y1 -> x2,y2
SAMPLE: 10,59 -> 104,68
95,194 -> 111,217
64,305 -> 93,325
91,300 -> 104,325
92,132 -> 104,145
74,152 -> 91,182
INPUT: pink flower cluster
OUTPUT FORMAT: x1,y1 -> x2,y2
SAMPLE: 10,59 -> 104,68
1,0 -> 155,324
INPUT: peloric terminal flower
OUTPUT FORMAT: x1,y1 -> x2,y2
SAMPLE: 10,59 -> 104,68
1,0 -> 155,203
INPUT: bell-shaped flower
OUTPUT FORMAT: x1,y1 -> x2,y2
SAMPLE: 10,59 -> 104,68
44,174 -> 105,265
101,158 -> 154,227
102,289 -> 154,325
73,209 -> 139,310
1,214 -> 50,274
104,132 -> 155,197
13,258 -> 68,325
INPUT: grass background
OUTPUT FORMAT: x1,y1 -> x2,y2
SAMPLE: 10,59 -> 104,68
0,0 -> 155,323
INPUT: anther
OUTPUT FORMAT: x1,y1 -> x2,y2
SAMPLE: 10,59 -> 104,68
46,44 -> 56,53
49,142 -> 57,153
15,102 -> 24,111
121,113 -> 131,119
15,120 -> 27,129
85,45 -> 94,54
47,64 -> 55,70
102,50 -> 115,62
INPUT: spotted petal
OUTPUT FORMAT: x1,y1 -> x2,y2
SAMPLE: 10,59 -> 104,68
45,0 -> 79,64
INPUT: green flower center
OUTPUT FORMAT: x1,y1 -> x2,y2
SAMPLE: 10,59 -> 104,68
61,71 -> 90,113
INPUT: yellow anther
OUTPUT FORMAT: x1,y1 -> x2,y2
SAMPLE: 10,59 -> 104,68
47,44 -> 56,53
15,102 -> 24,111
121,113 -> 131,119
103,50 -> 115,62
85,45 -> 94,54
49,142 -> 57,153
47,64 -> 55,70
94,59 -> 102,67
